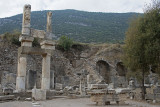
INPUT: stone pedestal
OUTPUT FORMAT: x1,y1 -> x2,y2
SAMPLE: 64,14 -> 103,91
32,88 -> 46,100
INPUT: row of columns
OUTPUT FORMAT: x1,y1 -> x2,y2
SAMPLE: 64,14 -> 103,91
16,4 -> 54,92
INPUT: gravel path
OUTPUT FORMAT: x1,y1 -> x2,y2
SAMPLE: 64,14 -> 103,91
0,98 -> 159,107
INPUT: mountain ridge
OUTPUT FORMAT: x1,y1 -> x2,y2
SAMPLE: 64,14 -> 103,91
0,9 -> 141,43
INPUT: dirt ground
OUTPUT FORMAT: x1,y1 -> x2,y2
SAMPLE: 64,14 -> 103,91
0,98 -> 159,107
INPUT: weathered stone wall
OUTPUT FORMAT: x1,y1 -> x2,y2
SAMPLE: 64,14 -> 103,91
0,41 -> 129,89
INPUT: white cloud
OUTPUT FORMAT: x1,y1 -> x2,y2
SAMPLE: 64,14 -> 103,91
0,0 -> 152,18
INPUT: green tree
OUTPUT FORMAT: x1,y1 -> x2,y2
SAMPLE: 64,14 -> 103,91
123,0 -> 160,99
58,35 -> 73,51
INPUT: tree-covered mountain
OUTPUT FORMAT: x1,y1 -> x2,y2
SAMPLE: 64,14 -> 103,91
0,9 -> 140,43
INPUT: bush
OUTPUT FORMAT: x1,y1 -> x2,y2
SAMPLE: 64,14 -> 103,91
11,37 -> 21,46
58,36 -> 73,51
1,31 -> 21,46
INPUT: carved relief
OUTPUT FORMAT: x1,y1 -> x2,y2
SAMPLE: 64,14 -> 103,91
23,4 -> 31,26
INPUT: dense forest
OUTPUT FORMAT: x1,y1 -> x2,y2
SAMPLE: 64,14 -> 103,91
0,9 -> 140,43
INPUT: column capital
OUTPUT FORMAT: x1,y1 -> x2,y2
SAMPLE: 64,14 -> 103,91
19,36 -> 34,47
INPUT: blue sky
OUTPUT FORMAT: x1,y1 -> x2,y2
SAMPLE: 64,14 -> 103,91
0,0 -> 152,18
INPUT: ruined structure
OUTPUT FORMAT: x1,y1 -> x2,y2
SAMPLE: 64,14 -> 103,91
16,4 -> 55,92
0,4 -> 160,105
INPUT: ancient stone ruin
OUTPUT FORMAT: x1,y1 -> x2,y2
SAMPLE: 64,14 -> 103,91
14,4 -> 55,100
0,4 -> 160,106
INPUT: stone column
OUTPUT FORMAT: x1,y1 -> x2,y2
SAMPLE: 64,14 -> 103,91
16,4 -> 33,91
46,12 -> 53,39
47,12 -> 52,33
16,54 -> 27,91
22,4 -> 31,35
40,40 -> 55,90
41,54 -> 51,90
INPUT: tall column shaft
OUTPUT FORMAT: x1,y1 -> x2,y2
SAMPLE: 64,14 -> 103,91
22,4 -> 31,35
16,54 -> 27,91
41,54 -> 51,90
46,12 -> 52,33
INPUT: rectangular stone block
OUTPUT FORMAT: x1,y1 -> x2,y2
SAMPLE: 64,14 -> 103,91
16,76 -> 25,92
31,29 -> 46,39
32,89 -> 46,100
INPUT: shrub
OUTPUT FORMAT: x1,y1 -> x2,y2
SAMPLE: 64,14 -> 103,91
58,36 -> 73,51
1,31 -> 21,46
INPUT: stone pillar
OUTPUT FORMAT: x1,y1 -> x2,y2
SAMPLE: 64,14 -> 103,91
16,54 -> 27,91
46,12 -> 53,40
22,4 -> 31,36
41,54 -> 51,90
16,4 -> 33,91
40,40 -> 55,90
47,12 -> 52,33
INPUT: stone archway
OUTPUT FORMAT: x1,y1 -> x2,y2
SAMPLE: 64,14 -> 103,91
116,62 -> 126,76
96,60 -> 110,84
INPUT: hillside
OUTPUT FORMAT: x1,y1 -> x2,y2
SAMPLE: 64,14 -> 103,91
0,10 -> 140,43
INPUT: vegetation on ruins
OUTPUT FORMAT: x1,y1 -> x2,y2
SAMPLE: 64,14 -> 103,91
0,31 -> 41,47
123,0 -> 160,99
0,10 -> 140,43
58,35 -> 73,51
0,30 -> 21,46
